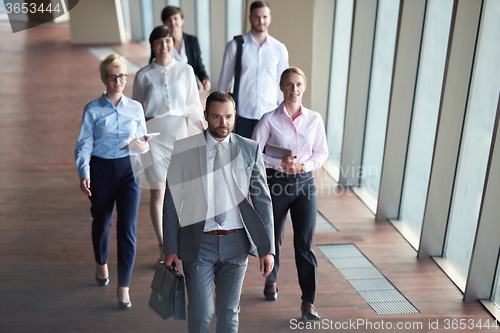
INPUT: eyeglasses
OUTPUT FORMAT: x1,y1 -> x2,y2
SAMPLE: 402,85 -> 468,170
105,74 -> 127,81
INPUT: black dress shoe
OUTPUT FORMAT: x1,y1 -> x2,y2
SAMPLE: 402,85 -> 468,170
117,288 -> 132,310
263,283 -> 278,301
95,275 -> 109,286
301,303 -> 320,320
118,301 -> 132,310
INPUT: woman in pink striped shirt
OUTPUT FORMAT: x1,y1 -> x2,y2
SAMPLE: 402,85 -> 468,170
252,67 -> 328,320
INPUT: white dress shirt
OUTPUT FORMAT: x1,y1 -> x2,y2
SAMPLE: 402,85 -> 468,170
172,39 -> 188,64
204,132 -> 244,231
252,103 -> 329,173
218,32 -> 289,120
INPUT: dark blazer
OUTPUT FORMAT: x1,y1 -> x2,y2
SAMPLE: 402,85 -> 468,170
163,132 -> 275,264
184,33 -> 209,83
149,33 -> 209,83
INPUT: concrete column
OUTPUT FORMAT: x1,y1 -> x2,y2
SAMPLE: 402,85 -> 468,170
418,0 -> 482,258
375,0 -> 426,220
70,0 -> 130,44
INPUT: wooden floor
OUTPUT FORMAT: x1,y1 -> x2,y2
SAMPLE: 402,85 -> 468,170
0,21 -> 497,333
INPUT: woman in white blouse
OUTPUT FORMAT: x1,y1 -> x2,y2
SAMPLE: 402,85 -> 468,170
159,6 -> 211,91
252,67 -> 328,320
133,25 -> 205,260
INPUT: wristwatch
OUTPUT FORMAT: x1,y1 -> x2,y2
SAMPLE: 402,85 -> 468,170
301,164 -> 306,174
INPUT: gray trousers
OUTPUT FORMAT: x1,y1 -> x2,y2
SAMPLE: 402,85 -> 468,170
183,229 -> 250,333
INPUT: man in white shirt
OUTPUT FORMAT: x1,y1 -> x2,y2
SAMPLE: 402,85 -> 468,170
218,1 -> 289,139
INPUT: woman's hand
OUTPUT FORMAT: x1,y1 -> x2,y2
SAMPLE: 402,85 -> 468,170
202,79 -> 211,91
281,156 -> 303,174
80,178 -> 91,196
129,135 -> 151,152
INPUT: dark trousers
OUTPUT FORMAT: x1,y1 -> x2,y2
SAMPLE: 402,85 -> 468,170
234,115 -> 260,139
265,169 -> 318,304
89,156 -> 140,287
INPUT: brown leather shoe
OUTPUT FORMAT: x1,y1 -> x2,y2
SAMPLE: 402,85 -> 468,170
301,303 -> 320,320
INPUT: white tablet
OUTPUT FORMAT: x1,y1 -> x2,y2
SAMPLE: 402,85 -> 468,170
121,133 -> 160,149
146,132 -> 160,138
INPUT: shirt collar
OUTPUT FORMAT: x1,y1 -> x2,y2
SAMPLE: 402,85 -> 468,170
278,102 -> 309,119
247,31 -> 270,46
205,131 -> 231,150
151,58 -> 177,72
99,93 -> 128,108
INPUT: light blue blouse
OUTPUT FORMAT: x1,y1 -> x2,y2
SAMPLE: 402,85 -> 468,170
75,93 -> 149,180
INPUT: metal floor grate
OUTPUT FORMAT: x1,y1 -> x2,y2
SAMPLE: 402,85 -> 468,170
317,243 -> 419,315
286,211 -> 338,233
315,211 -> 338,233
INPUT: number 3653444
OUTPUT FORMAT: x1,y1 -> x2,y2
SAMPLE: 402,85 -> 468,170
5,2 -> 62,14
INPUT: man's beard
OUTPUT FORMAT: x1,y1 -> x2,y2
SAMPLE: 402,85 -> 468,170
208,125 -> 233,139
251,24 -> 267,33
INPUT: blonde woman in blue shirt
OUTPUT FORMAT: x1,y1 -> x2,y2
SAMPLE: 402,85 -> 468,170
75,54 -> 150,309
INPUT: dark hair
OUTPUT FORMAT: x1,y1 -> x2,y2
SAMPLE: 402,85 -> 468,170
149,25 -> 173,61
205,91 -> 235,115
161,6 -> 184,23
250,1 -> 270,15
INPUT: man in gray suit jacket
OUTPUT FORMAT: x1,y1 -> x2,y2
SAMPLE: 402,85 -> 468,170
163,91 -> 275,333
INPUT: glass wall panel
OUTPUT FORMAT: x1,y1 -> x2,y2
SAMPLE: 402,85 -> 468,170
226,0 -> 243,42
141,0 -> 155,41
444,0 -> 500,279
360,0 -> 399,199
399,0 -> 454,237
196,0 -> 211,76
168,0 -> 181,6
493,256 -> 500,306
325,0 -> 354,170
120,0 -> 129,33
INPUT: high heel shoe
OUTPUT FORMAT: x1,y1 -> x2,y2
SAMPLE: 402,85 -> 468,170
95,275 -> 109,287
301,303 -> 320,320
117,287 -> 132,310
263,283 -> 278,301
